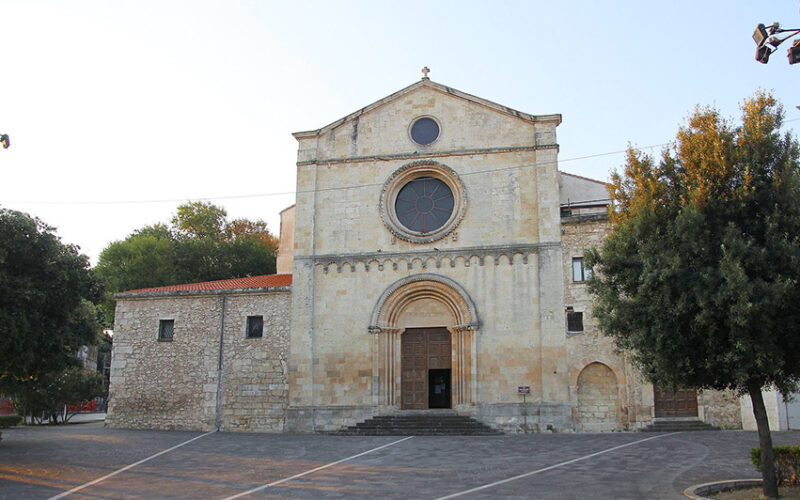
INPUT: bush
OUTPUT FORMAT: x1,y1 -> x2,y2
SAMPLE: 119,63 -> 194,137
751,445 -> 800,485
0,416 -> 22,429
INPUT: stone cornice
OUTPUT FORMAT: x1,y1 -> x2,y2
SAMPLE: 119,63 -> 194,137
560,213 -> 609,224
295,242 -> 560,273
292,79 -> 562,140
296,143 -> 559,167
114,286 -> 292,300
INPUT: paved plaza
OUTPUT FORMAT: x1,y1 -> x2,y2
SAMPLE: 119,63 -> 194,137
1,422 -> 799,499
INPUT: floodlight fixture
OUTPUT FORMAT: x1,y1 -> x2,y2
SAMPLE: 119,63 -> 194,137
752,21 -> 800,65
753,23 -> 769,46
789,39 -> 800,65
756,45 -> 773,64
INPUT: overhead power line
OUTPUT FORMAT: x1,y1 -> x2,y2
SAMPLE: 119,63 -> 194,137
1,131 -> 795,206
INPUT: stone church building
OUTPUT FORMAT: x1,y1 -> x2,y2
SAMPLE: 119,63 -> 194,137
106,76 -> 742,433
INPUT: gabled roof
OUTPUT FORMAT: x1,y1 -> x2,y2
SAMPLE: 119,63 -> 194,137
122,274 -> 292,294
293,79 -> 562,140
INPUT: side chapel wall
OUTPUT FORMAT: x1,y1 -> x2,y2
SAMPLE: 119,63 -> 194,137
108,290 -> 291,432
562,215 -> 742,430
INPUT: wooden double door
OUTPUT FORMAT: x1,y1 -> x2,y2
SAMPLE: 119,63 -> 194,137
654,387 -> 698,418
401,328 -> 451,409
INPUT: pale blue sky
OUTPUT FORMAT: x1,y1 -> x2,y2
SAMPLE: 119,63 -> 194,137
1,1 -> 799,263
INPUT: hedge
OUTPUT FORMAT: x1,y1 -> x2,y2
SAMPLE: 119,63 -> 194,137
0,416 -> 22,429
751,445 -> 800,486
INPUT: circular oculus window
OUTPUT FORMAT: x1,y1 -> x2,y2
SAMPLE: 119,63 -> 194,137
395,177 -> 454,233
410,117 -> 440,145
380,161 -> 466,243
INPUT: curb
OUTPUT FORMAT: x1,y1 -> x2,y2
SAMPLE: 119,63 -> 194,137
683,479 -> 762,499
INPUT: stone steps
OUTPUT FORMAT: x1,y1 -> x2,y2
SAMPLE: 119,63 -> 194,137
337,413 -> 503,436
640,419 -> 719,432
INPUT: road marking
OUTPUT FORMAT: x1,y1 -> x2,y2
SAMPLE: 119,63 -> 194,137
434,432 -> 680,499
46,430 -> 215,500
221,436 -> 415,500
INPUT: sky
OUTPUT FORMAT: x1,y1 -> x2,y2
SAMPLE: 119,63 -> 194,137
1,1 -> 799,264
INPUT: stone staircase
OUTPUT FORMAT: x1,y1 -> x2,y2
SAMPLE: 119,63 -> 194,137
337,410 -> 503,436
640,418 -> 719,432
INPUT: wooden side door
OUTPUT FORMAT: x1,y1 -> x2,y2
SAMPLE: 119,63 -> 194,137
654,387 -> 698,418
427,329 -> 451,370
402,330 -> 428,409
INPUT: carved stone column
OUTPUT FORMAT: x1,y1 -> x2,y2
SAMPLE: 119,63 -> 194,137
448,325 -> 478,406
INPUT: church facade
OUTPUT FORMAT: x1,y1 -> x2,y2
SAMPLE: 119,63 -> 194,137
106,77 -> 742,433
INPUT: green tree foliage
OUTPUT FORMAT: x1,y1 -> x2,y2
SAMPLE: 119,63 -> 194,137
0,209 -> 101,382
95,202 -> 278,325
587,91 -> 800,498
171,201 -> 227,239
11,366 -> 106,424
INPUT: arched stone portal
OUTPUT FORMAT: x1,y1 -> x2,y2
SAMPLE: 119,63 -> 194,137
576,362 -> 620,432
368,274 -> 479,410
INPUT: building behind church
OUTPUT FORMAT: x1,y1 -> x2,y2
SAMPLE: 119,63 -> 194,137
106,77 -> 744,433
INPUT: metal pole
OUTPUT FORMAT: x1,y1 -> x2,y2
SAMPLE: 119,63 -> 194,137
522,393 -> 528,433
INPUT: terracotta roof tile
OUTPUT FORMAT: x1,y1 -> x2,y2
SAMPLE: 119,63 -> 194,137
123,274 -> 292,294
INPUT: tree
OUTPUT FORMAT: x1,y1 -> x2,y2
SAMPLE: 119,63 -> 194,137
587,91 -> 800,499
171,201 -> 227,240
0,209 -> 104,423
11,366 -> 106,424
0,209 -> 101,381
95,202 -> 278,326
226,218 -> 280,248
94,233 -> 178,323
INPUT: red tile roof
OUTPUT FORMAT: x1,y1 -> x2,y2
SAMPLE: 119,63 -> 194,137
123,274 -> 292,294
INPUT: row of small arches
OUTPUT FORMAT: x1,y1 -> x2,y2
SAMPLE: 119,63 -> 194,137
315,252 -> 535,273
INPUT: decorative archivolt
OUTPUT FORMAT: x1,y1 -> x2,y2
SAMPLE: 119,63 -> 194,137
368,273 -> 479,333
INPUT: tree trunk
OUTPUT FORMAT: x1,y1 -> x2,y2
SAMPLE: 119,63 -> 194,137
748,381 -> 779,498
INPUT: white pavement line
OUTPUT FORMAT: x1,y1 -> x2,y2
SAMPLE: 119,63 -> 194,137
221,436 -> 415,500
434,432 -> 680,500
46,430 -> 215,500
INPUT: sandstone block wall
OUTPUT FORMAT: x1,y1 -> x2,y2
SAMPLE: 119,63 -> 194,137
276,205 -> 295,274
288,82 -> 566,431
562,216 -> 637,430
108,289 -> 290,432
699,389 -> 742,429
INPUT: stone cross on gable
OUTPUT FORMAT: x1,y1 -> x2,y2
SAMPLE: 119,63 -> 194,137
421,66 -> 430,80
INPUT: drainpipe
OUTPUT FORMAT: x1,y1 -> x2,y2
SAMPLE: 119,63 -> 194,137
214,295 -> 227,431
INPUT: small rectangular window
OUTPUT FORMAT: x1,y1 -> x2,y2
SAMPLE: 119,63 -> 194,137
158,319 -> 174,341
246,316 -> 263,338
572,257 -> 592,282
566,309 -> 584,333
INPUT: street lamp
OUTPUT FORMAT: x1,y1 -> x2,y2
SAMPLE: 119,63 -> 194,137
753,22 -> 800,65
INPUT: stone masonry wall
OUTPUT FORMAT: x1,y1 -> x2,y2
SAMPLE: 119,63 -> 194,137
219,293 -> 291,432
562,215 -> 639,429
108,295 -> 221,430
576,362 -> 620,432
288,83 -> 566,432
108,289 -> 290,432
699,389 -> 742,429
